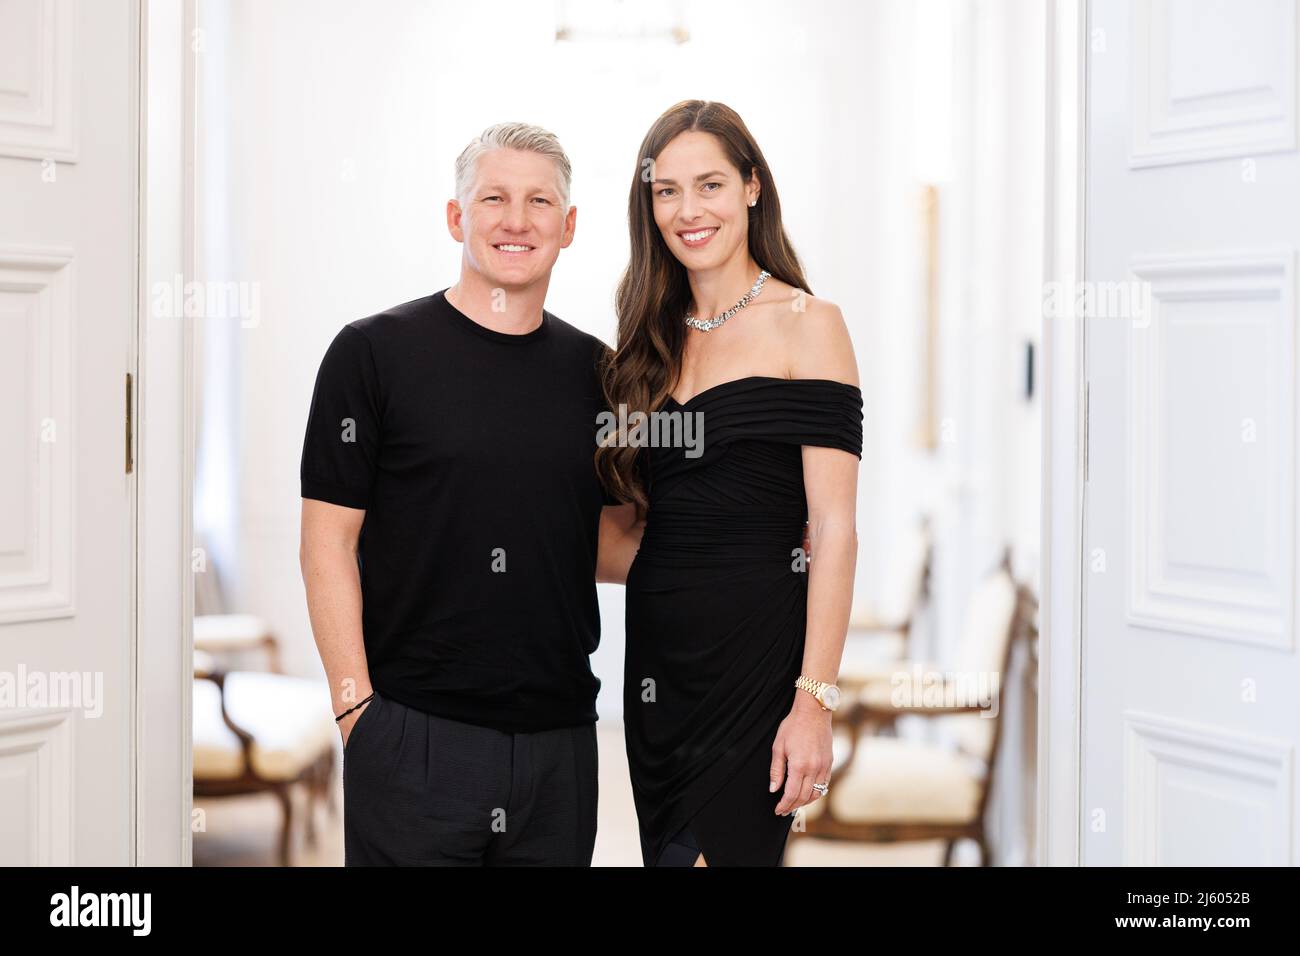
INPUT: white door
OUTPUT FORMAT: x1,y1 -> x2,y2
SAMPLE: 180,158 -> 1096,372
0,0 -> 138,864
1083,0 -> 1300,864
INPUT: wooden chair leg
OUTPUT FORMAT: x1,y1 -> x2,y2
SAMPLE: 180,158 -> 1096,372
326,749 -> 338,817
304,775 -> 319,848
272,783 -> 293,866
942,839 -> 957,866
314,759 -> 329,836
302,753 -> 339,845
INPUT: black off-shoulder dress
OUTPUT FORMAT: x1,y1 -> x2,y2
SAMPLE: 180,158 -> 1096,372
623,376 -> 864,866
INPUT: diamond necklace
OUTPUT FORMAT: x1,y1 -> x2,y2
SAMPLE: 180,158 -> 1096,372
684,269 -> 771,332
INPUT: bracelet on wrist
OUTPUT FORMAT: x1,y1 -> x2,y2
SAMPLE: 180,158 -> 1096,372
335,691 -> 375,723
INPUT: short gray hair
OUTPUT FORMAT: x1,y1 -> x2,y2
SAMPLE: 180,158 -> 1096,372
454,122 -> 572,209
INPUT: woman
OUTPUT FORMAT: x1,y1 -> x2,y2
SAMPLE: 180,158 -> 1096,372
597,100 -> 863,867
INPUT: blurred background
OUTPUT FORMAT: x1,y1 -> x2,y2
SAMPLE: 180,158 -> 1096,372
189,0 -> 1044,866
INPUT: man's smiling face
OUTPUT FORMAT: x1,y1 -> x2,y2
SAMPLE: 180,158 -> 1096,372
449,147 -> 577,292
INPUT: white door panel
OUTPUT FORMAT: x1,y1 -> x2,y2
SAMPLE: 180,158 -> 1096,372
1084,0 -> 1300,865
0,0 -> 137,865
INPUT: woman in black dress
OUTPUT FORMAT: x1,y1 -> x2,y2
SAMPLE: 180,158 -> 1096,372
597,101 -> 863,867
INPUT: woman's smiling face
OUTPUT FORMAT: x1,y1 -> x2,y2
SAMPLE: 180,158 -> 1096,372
650,131 -> 759,271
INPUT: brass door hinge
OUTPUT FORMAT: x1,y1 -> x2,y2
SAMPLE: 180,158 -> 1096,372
126,372 -> 134,474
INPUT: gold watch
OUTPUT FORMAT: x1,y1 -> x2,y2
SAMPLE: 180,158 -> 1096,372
794,675 -> 841,711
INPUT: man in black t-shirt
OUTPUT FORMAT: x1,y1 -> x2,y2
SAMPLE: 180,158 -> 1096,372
300,122 -> 636,866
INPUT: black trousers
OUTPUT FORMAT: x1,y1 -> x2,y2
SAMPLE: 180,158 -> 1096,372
342,690 -> 599,866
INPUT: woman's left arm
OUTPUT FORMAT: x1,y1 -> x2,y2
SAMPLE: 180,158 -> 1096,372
770,300 -> 860,817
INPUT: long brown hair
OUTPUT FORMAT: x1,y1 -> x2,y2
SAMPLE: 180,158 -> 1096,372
596,100 -> 811,510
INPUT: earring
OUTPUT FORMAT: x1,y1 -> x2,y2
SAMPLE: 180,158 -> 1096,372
748,199 -> 757,207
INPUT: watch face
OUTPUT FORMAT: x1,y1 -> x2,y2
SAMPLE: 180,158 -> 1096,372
822,686 -> 840,710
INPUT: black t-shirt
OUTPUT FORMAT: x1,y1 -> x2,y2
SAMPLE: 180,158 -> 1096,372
299,289 -> 617,733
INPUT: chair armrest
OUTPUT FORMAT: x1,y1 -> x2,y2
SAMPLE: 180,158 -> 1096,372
194,669 -> 258,765
856,678 -> 998,718
860,699 -> 991,717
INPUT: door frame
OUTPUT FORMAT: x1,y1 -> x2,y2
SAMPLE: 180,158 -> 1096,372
135,0 -> 198,866
128,0 -> 1091,868
1038,0 -> 1088,866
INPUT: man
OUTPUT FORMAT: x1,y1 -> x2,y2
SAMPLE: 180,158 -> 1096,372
299,122 -> 633,865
